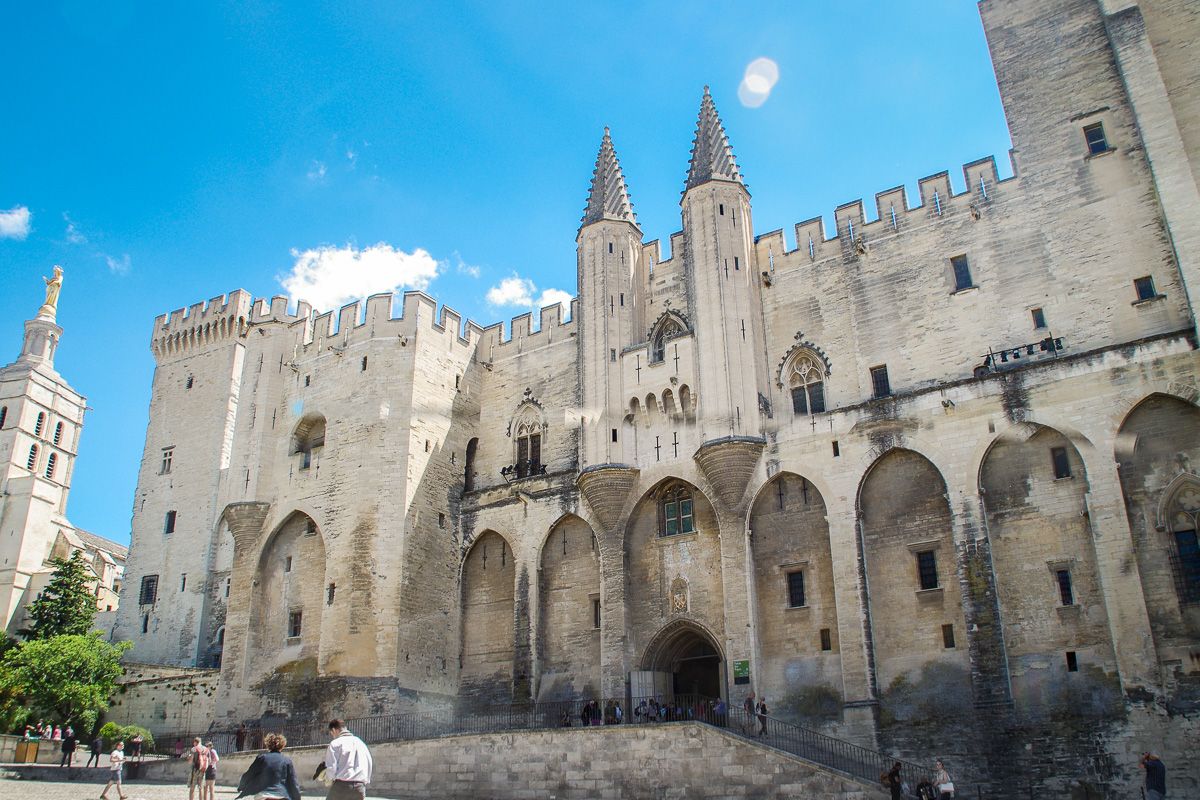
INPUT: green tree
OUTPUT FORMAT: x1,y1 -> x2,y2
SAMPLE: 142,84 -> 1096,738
0,633 -> 132,731
20,551 -> 98,640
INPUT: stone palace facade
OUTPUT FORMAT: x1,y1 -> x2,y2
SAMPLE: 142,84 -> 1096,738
115,0 -> 1199,792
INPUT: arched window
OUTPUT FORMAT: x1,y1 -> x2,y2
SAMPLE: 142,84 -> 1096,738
34,412 -> 45,437
45,452 -> 57,480
53,422 -> 64,445
514,419 -> 542,478
1166,483 -> 1200,605
27,444 -> 38,471
650,318 -> 685,363
787,352 -> 827,415
660,484 -> 694,537
464,437 -> 479,492
292,415 -> 326,470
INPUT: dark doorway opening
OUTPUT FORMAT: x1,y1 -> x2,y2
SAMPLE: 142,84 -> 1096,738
641,621 -> 725,701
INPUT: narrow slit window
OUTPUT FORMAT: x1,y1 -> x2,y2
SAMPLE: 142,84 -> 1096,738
327,583 -> 336,605
819,628 -> 832,651
285,556 -> 292,573
917,550 -> 938,590
1056,569 -> 1074,606
1051,446 -> 1071,479
870,365 -> 891,399
611,428 -> 618,443
592,598 -> 601,629
45,452 -> 57,479
950,255 -> 973,291
1083,122 -> 1108,156
34,412 -> 45,437
53,422 -> 64,445
361,356 -> 368,371
26,444 -> 38,470
942,624 -> 956,649
186,375 -> 194,389
786,571 -> 806,608
1066,651 -> 1079,672
164,510 -> 176,534
180,574 -> 187,592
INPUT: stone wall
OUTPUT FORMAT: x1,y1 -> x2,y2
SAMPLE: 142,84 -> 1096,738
107,663 -> 219,739
138,723 -> 884,800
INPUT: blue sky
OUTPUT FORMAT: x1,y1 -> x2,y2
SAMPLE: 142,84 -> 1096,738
0,1 -> 1012,544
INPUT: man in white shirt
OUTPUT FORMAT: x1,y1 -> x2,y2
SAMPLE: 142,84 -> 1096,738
323,719 -> 372,799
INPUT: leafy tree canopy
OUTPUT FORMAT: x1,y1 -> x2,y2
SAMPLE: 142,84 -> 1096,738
0,633 -> 132,731
21,550 -> 98,640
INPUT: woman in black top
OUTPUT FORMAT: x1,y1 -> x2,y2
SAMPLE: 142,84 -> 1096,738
235,733 -> 301,800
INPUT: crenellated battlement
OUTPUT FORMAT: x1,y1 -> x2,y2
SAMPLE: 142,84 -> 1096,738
476,298 -> 579,359
151,290 -> 255,359
754,153 -> 1015,264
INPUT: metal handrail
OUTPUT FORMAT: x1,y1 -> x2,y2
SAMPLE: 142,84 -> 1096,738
146,693 -> 928,792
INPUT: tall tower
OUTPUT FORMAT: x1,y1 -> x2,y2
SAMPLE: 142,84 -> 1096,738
681,88 -> 768,442
577,128 -> 643,468
0,268 -> 87,633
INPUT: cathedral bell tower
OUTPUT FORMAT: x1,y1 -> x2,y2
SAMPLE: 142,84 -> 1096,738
577,128 -> 644,468
681,88 -> 769,443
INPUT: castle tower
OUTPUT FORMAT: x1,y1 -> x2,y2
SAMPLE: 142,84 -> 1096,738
681,88 -> 769,444
0,268 -> 87,633
577,128 -> 644,468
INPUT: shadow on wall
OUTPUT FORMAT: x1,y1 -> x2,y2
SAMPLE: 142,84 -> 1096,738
879,661 -> 973,727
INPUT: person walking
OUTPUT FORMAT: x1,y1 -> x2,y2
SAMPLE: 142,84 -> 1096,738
100,740 -> 127,800
235,732 -> 301,800
1142,752 -> 1167,800
742,692 -> 756,735
235,723 -> 247,753
755,696 -> 769,737
886,761 -> 904,800
204,740 -> 220,800
185,736 -> 211,800
933,759 -> 955,799
59,726 -> 77,767
86,733 -> 103,768
323,719 -> 373,800
128,733 -> 143,762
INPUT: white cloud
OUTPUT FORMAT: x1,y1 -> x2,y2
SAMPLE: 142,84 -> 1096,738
104,253 -> 131,275
279,243 -> 440,312
486,274 -> 573,317
306,160 -> 327,182
0,206 -> 32,240
452,253 -> 481,279
63,213 -> 87,244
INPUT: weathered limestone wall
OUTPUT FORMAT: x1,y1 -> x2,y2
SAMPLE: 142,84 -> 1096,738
108,663 -> 219,738
139,723 -> 884,800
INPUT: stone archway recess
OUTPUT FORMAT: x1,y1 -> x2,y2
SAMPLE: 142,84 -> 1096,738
636,619 -> 725,701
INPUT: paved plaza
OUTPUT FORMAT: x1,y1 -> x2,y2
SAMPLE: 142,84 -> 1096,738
0,777 -> 332,800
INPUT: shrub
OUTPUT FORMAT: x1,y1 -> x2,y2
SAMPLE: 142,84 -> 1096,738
99,721 -> 155,752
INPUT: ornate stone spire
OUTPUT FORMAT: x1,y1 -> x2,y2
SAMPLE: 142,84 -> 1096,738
684,86 -> 743,192
581,127 -> 638,229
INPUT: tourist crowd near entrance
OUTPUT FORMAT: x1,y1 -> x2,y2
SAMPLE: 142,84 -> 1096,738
107,0 -> 1199,795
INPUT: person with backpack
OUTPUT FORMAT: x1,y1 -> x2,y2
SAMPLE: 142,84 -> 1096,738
755,696 -> 769,737
203,740 -> 220,800
184,736 -> 210,800
86,733 -> 103,768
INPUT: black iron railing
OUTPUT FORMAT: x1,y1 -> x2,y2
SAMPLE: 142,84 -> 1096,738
145,694 -> 927,792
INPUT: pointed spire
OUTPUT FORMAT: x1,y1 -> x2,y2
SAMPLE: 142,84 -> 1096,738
685,86 -> 743,192
581,127 -> 638,230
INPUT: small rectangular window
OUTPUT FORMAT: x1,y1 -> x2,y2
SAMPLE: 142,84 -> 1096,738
786,571 -> 806,608
1134,276 -> 1157,301
161,448 -> 174,475
832,440 -> 840,457
592,598 -> 601,629
619,293 -> 624,306
304,375 -> 310,387
719,203 -> 725,216
819,628 -> 832,651
361,356 -> 368,371
1056,569 -> 1074,606
224,577 -> 231,598
164,510 -> 176,535
139,575 -> 159,606
608,242 -> 613,253
1051,446 -> 1072,479
288,610 -> 303,639
1083,122 -> 1108,156
611,428 -> 618,443
1066,651 -> 1079,672
180,574 -> 187,592
142,613 -> 149,633
734,256 -> 739,271
328,583 -> 336,605
438,512 -> 446,529
870,365 -> 891,399
285,556 -> 292,573
610,348 -> 617,362
425,439 -> 430,453
942,623 -> 956,649
917,550 -> 939,590
950,255 -> 973,291
186,375 -> 194,389
1031,308 -> 1046,329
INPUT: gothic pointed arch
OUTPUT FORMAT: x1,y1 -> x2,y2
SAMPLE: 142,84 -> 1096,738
647,311 -> 690,363
291,412 -> 326,470
537,514 -> 601,701
460,529 -> 516,704
507,394 -> 547,479
1160,474 -> 1200,606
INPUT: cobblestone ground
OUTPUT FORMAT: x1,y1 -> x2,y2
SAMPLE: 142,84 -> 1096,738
0,777 -> 332,799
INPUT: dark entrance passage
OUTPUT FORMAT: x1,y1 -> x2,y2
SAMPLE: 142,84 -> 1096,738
637,620 -> 725,701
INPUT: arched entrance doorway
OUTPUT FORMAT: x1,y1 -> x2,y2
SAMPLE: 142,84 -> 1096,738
636,620 -> 724,700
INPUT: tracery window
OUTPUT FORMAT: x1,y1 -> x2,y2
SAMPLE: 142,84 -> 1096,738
660,484 -> 694,537
787,353 -> 826,415
650,318 -> 685,363
1166,484 -> 1200,605
514,421 -> 542,478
